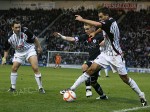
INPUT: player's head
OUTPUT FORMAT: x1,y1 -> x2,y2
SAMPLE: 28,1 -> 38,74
10,20 -> 21,35
83,23 -> 95,35
98,7 -> 111,21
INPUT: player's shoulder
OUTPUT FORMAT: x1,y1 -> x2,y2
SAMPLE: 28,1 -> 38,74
22,27 -> 34,38
101,17 -> 115,25
22,27 -> 29,33
7,31 -> 13,39
109,17 -> 115,22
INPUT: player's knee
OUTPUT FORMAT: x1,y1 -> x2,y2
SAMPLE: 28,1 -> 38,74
86,67 -> 96,75
32,66 -> 39,72
11,66 -> 18,72
82,64 -> 88,71
120,75 -> 128,84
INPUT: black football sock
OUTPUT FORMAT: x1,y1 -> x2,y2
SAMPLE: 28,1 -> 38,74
92,82 -> 104,96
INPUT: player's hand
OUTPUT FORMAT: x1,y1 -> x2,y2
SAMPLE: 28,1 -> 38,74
89,32 -> 96,38
53,32 -> 66,40
53,32 -> 61,38
37,47 -> 42,54
75,15 -> 83,21
1,57 -> 6,65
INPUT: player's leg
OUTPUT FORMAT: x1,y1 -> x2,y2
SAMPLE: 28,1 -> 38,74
54,61 -> 57,68
70,62 -> 100,90
60,62 -> 100,95
104,67 -> 109,77
82,63 -> 92,97
116,56 -> 147,106
98,70 -> 101,77
119,74 -> 147,106
28,55 -> 45,93
90,72 -> 108,100
8,61 -> 21,92
60,54 -> 105,95
58,61 -> 61,68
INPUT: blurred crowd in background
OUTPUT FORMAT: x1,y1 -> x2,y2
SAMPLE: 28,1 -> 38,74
0,7 -> 150,68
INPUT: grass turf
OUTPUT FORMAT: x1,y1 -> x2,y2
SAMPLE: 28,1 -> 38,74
0,65 -> 149,112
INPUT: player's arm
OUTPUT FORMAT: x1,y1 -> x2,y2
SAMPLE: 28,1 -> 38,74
2,39 -> 11,65
54,32 -> 75,42
75,15 -> 102,27
24,27 -> 42,54
99,40 -> 105,46
89,28 -> 102,38
2,50 -> 9,65
34,37 -> 42,54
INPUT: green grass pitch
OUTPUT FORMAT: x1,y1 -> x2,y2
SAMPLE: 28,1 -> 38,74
0,65 -> 149,112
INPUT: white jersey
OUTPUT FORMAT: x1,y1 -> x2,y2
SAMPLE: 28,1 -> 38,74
4,27 -> 36,53
8,32 -> 35,53
94,18 -> 127,75
100,18 -> 122,56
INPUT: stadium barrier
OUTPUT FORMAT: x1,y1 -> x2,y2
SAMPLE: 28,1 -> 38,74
127,68 -> 150,73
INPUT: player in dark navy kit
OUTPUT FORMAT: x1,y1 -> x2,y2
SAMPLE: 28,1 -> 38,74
54,23 -> 108,99
2,20 -> 45,93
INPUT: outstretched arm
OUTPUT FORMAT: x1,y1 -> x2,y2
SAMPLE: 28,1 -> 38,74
2,50 -> 9,65
75,15 -> 102,27
53,32 -> 75,42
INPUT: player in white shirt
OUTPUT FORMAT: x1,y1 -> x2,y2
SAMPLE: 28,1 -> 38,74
2,20 -> 45,93
61,7 -> 147,106
98,45 -> 109,77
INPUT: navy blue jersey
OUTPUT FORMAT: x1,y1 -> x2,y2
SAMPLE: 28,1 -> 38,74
75,33 -> 104,60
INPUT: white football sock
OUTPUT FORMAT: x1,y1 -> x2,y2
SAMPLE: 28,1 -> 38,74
98,71 -> 101,76
128,77 -> 142,96
70,72 -> 90,90
105,68 -> 108,76
35,74 -> 43,89
11,72 -> 18,89
86,86 -> 92,90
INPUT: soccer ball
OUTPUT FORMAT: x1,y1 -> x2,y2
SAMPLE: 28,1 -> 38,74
63,90 -> 76,102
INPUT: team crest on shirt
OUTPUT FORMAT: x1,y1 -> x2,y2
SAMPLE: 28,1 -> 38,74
93,39 -> 96,43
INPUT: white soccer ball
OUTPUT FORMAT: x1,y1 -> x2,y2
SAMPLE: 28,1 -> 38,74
63,90 -> 76,102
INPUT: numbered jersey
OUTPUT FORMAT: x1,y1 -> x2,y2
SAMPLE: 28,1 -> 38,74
4,27 -> 36,53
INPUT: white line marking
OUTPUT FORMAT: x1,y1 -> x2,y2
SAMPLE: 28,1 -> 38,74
113,106 -> 150,112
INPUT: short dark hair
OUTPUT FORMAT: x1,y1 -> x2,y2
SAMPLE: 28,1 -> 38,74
10,20 -> 21,27
98,7 -> 111,16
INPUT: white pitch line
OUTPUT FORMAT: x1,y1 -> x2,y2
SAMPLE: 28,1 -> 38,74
113,106 -> 150,112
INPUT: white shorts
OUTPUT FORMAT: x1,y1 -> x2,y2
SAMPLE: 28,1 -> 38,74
94,52 -> 127,75
13,47 -> 37,64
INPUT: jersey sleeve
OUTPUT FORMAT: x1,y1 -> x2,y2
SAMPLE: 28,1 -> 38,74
100,18 -> 115,31
3,39 -> 11,51
23,27 -> 36,43
3,32 -> 12,51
